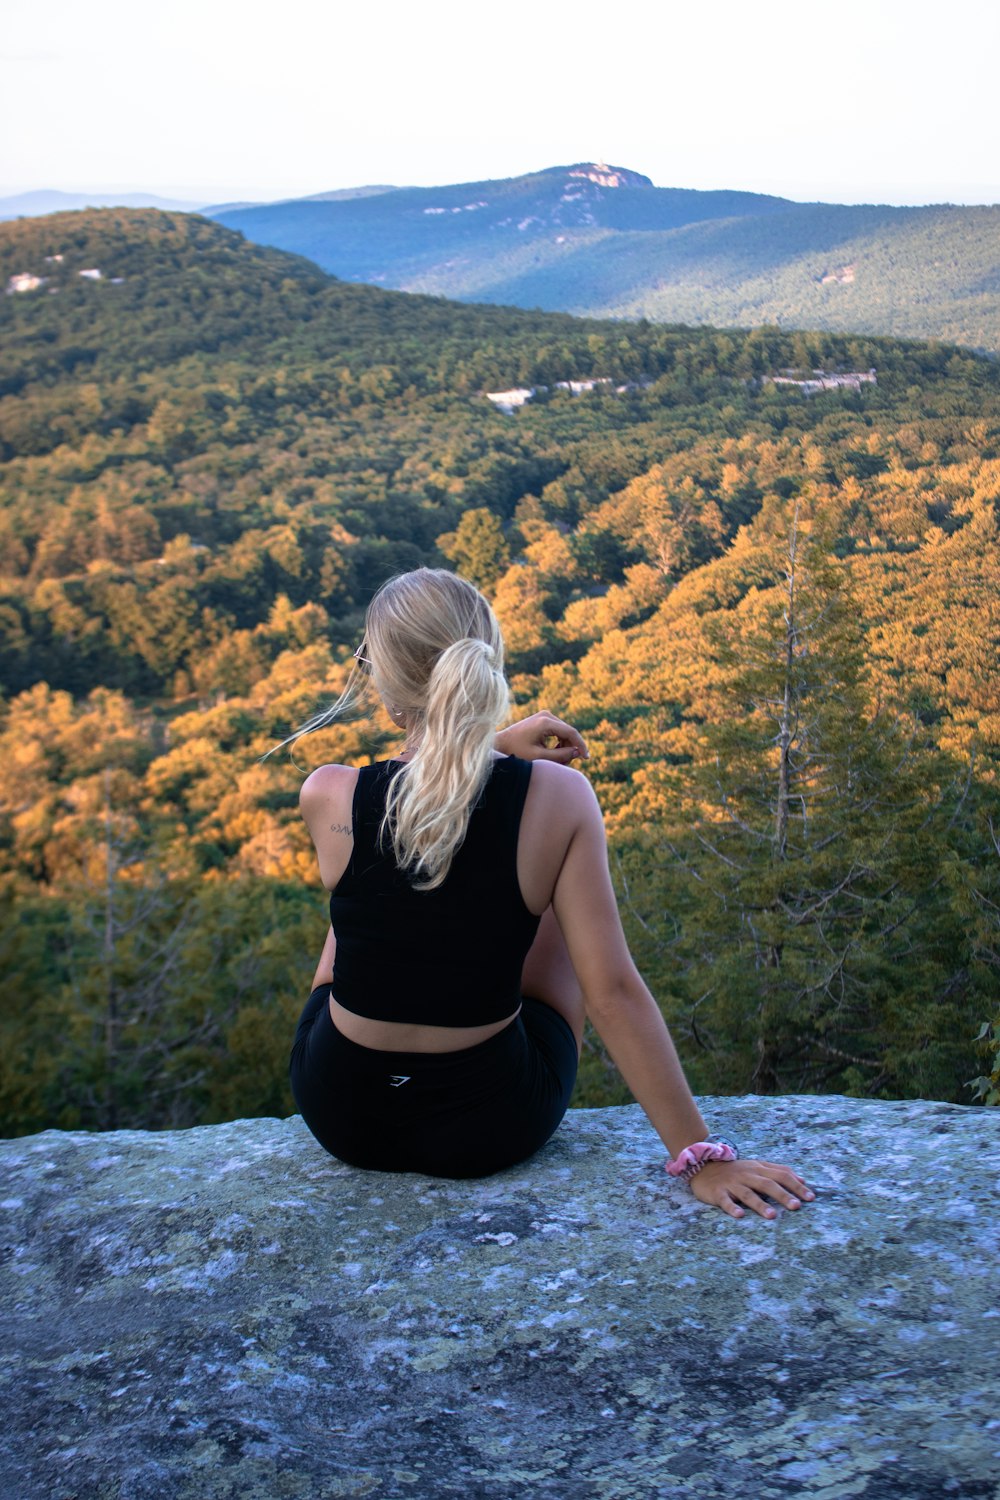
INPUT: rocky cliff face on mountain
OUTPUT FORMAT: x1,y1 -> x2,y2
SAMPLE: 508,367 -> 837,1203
565,162 -> 654,190
3,1096 -> 997,1498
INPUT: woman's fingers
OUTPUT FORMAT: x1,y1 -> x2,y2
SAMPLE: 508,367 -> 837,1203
717,1181 -> 783,1220
690,1159 -> 815,1218
497,711 -> 589,762
755,1161 -> 816,1201
546,741 -> 586,763
730,1184 -> 778,1219
537,712 -> 589,759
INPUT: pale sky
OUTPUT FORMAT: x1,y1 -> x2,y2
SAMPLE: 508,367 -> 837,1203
3,0 -> 999,206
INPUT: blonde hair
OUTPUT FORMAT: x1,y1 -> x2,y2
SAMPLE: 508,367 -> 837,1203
274,568 -> 510,889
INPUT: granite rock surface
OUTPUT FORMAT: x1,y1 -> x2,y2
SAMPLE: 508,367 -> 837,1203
2,1097 -> 998,1500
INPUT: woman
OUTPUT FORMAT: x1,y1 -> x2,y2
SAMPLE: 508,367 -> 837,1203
290,568 -> 813,1219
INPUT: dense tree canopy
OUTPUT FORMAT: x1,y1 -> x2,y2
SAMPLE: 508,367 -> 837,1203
1,209 -> 997,1132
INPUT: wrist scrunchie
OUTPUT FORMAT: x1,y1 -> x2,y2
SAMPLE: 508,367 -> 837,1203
666,1137 -> 739,1183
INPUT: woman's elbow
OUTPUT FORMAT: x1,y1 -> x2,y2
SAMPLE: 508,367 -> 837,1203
582,970 -> 649,1026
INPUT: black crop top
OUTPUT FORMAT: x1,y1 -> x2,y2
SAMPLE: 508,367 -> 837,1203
329,755 -> 542,1027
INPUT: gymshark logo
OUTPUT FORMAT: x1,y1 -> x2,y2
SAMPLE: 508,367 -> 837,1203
389,1075 -> 411,1087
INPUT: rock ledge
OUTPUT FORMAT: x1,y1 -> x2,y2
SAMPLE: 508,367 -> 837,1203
2,1096 -> 998,1499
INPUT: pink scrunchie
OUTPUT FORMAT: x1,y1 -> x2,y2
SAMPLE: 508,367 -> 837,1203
666,1139 -> 738,1183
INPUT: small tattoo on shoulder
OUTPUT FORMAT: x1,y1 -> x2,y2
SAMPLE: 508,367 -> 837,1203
330,822 -> 353,836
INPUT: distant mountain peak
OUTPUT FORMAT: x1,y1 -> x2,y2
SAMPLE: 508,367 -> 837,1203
565,163 -> 652,190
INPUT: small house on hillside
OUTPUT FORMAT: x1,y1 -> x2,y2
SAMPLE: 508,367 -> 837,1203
555,378 -> 613,395
6,273 -> 46,294
485,388 -> 536,414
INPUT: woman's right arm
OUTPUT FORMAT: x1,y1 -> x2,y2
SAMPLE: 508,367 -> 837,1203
300,765 -> 360,992
549,772 -> 813,1219
299,763 -> 359,890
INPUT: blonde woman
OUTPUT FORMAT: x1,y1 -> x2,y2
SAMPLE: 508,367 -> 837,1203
291,568 -> 813,1218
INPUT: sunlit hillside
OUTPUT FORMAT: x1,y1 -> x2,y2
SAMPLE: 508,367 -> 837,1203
2,209 -> 997,1134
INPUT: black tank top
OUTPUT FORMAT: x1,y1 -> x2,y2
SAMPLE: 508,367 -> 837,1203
329,755 -> 542,1026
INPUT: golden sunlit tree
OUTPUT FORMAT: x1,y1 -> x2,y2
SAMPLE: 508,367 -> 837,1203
618,500 -> 985,1101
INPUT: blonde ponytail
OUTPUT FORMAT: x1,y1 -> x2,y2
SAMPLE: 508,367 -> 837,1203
266,567 -> 511,883
384,632 -> 509,888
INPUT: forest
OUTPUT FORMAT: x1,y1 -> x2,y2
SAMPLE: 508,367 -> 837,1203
1,208 -> 998,1136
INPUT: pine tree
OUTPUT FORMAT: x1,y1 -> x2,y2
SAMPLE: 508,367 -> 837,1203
633,500 -> 980,1099
436,508 -> 510,593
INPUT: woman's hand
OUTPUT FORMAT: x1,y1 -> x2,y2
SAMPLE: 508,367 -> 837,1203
495,711 -> 589,765
687,1158 -> 816,1220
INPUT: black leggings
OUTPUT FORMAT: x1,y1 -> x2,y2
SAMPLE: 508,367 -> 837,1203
289,984 -> 579,1179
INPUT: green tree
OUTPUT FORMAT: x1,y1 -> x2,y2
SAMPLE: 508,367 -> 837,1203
437,507 -> 511,593
625,502 -> 981,1100
957,815 -> 1000,1105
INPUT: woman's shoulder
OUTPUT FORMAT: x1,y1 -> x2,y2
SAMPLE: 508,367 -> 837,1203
521,757 -> 602,818
300,761 -> 358,791
299,762 -> 361,816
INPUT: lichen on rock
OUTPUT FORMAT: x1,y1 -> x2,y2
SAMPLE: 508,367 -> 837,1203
2,1096 -> 998,1498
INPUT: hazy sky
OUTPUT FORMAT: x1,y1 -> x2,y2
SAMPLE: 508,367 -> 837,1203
4,0 -> 999,206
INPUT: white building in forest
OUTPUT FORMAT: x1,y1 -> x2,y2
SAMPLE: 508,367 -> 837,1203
485,388 -> 536,414
6,272 -> 46,294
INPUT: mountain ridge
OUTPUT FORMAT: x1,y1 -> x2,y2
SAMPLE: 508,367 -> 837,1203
209,161 -> 1000,353
210,162 -> 795,272
0,188 -> 204,220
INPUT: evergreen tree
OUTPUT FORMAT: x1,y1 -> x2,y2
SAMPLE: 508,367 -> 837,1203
437,507 -> 510,593
628,501 -> 981,1099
